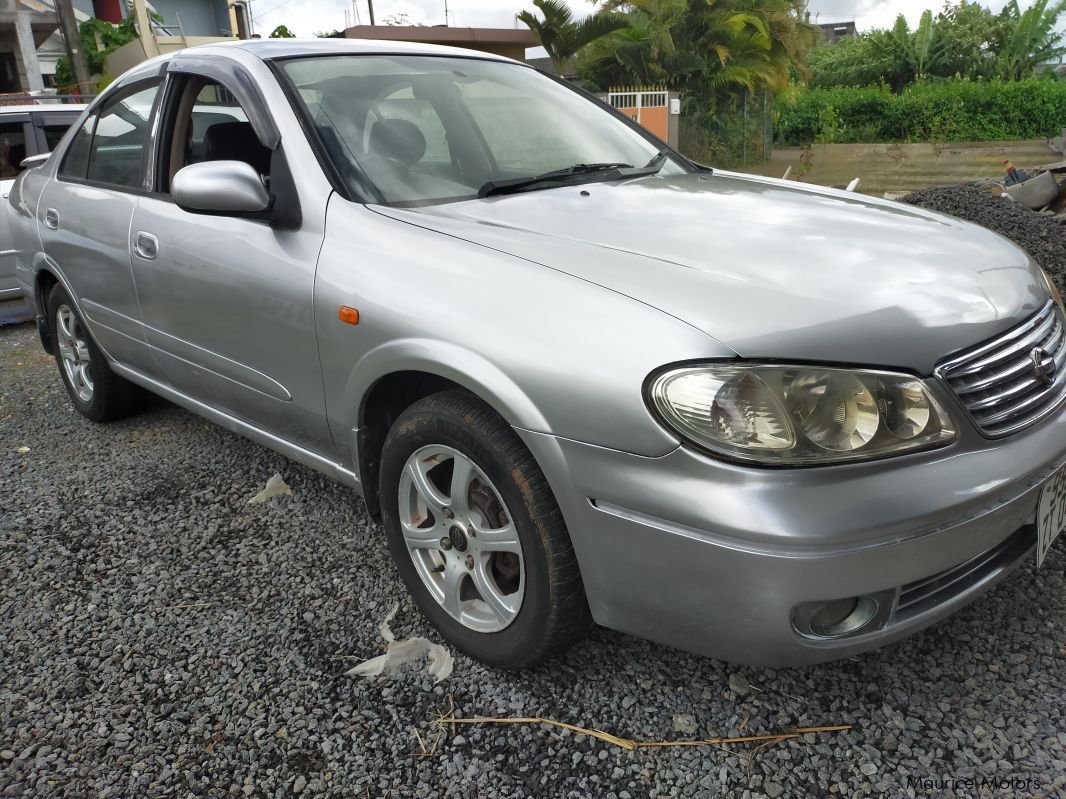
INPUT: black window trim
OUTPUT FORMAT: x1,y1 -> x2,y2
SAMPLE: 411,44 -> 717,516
55,75 -> 165,197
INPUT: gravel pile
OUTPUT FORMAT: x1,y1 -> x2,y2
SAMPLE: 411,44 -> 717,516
904,184 -> 1066,293
2,321 -> 1066,799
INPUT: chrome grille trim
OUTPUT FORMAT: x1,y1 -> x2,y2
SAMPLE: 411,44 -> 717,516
936,300 -> 1066,437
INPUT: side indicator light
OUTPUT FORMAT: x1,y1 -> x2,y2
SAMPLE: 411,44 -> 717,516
338,306 -> 360,325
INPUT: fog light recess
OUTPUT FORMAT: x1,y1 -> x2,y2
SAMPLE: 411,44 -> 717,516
793,596 -> 881,639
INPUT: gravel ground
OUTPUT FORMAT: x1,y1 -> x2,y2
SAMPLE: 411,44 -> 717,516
904,185 -> 1066,291
2,320 -> 1066,799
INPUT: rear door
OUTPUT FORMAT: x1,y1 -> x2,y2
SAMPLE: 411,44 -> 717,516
37,79 -> 162,370
0,113 -> 32,299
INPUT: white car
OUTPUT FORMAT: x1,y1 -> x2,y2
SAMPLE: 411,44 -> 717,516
1,104 -> 86,302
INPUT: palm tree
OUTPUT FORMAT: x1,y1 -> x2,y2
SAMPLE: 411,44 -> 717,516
518,0 -> 629,77
997,0 -> 1066,80
591,0 -> 816,92
599,0 -> 703,86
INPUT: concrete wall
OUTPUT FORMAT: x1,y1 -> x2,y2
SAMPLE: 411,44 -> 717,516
107,34 -> 230,77
151,0 -> 230,36
746,139 -> 1064,195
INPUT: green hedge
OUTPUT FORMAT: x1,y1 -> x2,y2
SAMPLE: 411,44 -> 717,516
776,78 -> 1066,146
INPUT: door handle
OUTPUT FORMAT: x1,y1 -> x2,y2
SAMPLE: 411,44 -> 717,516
134,231 -> 159,260
44,208 -> 59,230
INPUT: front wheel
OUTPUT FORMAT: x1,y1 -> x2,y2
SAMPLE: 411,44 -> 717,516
379,390 -> 591,668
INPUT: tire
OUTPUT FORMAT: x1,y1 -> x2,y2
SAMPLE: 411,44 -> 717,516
47,283 -> 143,423
379,390 -> 592,668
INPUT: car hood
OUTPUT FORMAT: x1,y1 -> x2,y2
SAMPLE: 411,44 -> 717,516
374,171 -> 1049,373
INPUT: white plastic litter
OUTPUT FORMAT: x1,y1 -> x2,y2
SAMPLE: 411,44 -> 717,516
16,447 -> 30,454
347,604 -> 454,683
247,473 -> 292,504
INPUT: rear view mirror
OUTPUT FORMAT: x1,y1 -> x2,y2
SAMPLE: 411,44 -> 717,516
173,160 -> 271,216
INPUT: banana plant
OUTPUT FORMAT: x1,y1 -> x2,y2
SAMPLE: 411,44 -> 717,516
518,0 -> 629,76
997,0 -> 1066,80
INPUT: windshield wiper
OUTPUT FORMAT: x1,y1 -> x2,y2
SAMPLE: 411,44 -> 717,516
478,160 -> 662,199
643,149 -> 671,171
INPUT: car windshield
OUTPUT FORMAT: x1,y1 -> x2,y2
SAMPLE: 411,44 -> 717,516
280,55 -> 686,206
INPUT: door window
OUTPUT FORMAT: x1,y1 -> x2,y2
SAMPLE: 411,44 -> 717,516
162,78 -> 269,190
85,81 -> 161,188
0,122 -> 27,179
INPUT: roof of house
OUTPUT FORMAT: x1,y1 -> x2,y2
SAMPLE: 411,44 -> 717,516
342,26 -> 537,47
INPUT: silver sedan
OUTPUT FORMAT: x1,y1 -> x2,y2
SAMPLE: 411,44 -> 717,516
10,39 -> 1066,667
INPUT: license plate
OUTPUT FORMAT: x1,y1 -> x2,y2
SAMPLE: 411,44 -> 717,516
1037,467 -> 1066,567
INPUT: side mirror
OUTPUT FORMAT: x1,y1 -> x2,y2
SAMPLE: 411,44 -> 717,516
20,153 -> 51,170
172,160 -> 271,216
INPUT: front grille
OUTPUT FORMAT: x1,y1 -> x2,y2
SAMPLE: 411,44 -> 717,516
937,300 -> 1066,437
895,525 -> 1035,622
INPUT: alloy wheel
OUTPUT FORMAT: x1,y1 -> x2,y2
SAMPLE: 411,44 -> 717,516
397,445 -> 525,633
55,304 -> 93,403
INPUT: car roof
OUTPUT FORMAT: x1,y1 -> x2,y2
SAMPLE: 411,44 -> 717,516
190,37 -> 521,65
0,104 -> 88,116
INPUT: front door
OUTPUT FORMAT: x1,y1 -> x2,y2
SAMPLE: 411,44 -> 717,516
36,79 -> 162,368
130,76 -> 333,455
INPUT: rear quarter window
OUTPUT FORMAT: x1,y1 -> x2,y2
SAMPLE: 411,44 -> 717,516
58,115 -> 94,180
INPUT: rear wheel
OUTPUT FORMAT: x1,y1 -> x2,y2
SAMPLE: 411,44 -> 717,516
47,283 -> 143,422
379,390 -> 591,668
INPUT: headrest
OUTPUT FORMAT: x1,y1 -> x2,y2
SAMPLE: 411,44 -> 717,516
368,119 -> 426,166
202,121 -> 271,175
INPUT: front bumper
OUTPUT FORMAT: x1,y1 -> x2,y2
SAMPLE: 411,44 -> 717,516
518,407 -> 1066,666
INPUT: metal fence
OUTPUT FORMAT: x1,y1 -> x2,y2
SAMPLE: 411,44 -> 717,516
678,89 -> 774,170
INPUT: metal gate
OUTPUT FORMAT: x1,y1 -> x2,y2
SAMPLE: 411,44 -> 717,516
608,88 -> 670,142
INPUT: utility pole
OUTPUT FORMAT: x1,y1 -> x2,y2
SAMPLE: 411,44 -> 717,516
367,0 -> 376,25
56,0 -> 92,94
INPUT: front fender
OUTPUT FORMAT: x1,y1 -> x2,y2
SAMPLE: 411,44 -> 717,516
345,336 -> 553,437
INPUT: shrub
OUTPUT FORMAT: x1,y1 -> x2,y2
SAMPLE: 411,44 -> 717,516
776,77 -> 1066,145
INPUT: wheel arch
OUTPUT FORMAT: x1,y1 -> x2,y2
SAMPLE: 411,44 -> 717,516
348,339 -> 553,520
32,263 -> 62,355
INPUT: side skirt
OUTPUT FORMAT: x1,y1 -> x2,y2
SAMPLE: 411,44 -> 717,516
110,362 -> 363,495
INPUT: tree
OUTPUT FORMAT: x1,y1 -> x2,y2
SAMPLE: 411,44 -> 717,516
807,1 -> 1066,90
808,33 -> 895,87
55,15 -> 140,93
518,0 -> 629,76
996,0 -> 1066,80
383,13 -> 420,26
873,11 -> 949,89
935,1 -> 1008,79
582,0 -> 817,94
269,24 -> 296,38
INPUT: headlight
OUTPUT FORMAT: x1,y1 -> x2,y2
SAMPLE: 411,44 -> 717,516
648,364 -> 957,465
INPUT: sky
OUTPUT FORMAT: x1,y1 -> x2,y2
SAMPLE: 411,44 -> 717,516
249,1 -> 1050,40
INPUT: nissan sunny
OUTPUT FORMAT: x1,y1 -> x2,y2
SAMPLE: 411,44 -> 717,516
10,39 -> 1066,667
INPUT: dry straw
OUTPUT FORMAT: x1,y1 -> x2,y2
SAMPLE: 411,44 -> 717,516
437,711 -> 851,752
